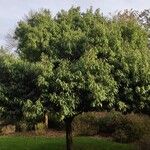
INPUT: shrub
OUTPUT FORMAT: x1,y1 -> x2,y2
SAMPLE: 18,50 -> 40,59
1,124 -> 16,135
113,129 -> 128,143
73,111 -> 150,141
17,121 -> 36,131
73,112 -> 99,136
98,111 -> 150,143
18,122 -> 28,132
138,135 -> 150,150
122,114 -> 149,142
126,113 -> 150,136
113,123 -> 144,143
48,113 -> 64,130
98,111 -> 125,134
35,123 -> 46,135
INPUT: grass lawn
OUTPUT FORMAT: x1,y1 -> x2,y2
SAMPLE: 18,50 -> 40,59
0,136 -> 135,150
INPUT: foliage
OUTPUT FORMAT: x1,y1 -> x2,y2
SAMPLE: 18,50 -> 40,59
73,112 -> 99,136
0,124 -> 16,135
22,100 -> 44,125
48,112 -> 65,130
1,7 -> 150,150
138,9 -> 150,48
113,124 -> 142,143
0,53 -> 44,124
113,129 -> 129,143
73,111 -> 150,143
113,9 -> 150,48
138,135 -> 150,150
16,121 -> 28,132
13,8 -> 150,119
98,111 -> 125,134
35,122 -> 46,135
98,111 -> 150,143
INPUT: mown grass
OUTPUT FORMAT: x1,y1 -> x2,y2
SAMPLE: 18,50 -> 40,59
0,136 -> 135,150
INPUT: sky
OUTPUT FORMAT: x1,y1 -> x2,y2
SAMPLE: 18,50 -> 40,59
0,0 -> 150,47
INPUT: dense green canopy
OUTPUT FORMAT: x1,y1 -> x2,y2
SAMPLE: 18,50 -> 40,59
0,7 -> 150,150
13,7 -> 150,116
0,53 -> 42,123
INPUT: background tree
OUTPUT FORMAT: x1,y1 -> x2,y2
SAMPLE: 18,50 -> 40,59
113,9 -> 150,48
4,7 -> 150,150
0,53 -> 44,129
111,12 -> 150,114
138,9 -> 150,48
138,9 -> 150,30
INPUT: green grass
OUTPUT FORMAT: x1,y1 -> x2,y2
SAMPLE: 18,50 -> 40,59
0,136 -> 135,150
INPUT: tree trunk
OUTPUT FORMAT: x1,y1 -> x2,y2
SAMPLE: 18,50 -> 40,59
45,112 -> 48,129
65,117 -> 74,150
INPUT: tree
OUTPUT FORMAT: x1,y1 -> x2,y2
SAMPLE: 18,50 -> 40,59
138,9 -> 150,48
9,7 -> 150,150
0,52 -> 44,128
138,9 -> 150,29
111,11 -> 150,114
113,9 -> 150,48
